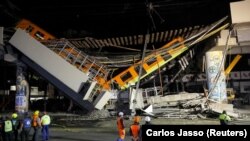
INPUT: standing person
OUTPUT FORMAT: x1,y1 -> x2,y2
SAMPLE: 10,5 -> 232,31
140,116 -> 152,141
144,116 -> 151,125
4,116 -> 13,141
0,115 -> 4,141
116,112 -> 125,141
20,113 -> 31,141
11,112 -> 19,141
219,110 -> 231,125
41,112 -> 51,141
129,116 -> 140,141
32,110 -> 41,141
133,115 -> 141,125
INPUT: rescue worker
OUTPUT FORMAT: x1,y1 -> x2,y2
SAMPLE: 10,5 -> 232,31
219,110 -> 231,125
144,116 -> 151,125
11,112 -> 19,141
4,116 -> 14,141
116,112 -> 125,141
11,113 -> 17,121
41,112 -> 51,141
20,113 -> 31,141
32,110 -> 41,141
129,116 -> 140,141
133,115 -> 141,125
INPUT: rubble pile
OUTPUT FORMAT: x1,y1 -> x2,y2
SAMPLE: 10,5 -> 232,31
51,109 -> 111,127
87,109 -> 111,119
145,92 -> 241,120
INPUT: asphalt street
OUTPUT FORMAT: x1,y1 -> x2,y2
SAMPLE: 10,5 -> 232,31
28,118 -> 220,141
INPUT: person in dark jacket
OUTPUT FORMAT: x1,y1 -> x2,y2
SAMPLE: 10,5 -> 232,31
0,115 -> 4,141
11,112 -> 19,141
20,113 -> 31,141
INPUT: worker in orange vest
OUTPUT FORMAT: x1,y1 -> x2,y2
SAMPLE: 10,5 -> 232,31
116,112 -> 125,141
129,115 -> 140,141
32,110 -> 41,141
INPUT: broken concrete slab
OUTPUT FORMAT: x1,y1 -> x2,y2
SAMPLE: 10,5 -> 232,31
147,92 -> 203,105
208,102 -> 239,118
182,97 -> 206,108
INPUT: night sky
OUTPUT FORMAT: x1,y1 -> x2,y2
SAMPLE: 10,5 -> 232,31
0,0 -> 235,38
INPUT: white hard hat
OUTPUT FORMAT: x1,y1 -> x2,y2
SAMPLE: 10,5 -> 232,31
145,116 -> 151,122
118,112 -> 124,117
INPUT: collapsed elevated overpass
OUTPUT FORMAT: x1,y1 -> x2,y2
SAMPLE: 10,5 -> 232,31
9,29 -> 112,112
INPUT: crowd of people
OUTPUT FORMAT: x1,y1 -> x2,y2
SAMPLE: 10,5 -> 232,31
116,111 -> 152,141
116,110 -> 231,140
0,109 -> 230,141
0,110 -> 51,141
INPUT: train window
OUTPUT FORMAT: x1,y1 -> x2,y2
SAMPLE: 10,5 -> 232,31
134,65 -> 147,76
26,26 -> 34,33
163,54 -> 171,61
35,31 -> 45,40
146,57 -> 157,66
120,72 -> 133,82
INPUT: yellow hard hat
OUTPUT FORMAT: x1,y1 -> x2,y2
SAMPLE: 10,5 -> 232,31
34,110 -> 39,115
12,113 -> 18,118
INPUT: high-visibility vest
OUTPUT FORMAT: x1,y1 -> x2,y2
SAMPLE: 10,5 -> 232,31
41,115 -> 51,125
117,117 -> 124,130
117,117 -> 125,139
219,114 -> 231,121
4,120 -> 12,132
32,115 -> 40,127
130,124 -> 140,141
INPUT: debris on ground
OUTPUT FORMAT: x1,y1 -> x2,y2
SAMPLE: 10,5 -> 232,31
141,91 -> 243,120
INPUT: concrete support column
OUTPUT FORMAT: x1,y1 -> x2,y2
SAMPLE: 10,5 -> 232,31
0,27 -> 3,45
16,61 -> 29,113
205,47 -> 227,103
0,27 -> 4,60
